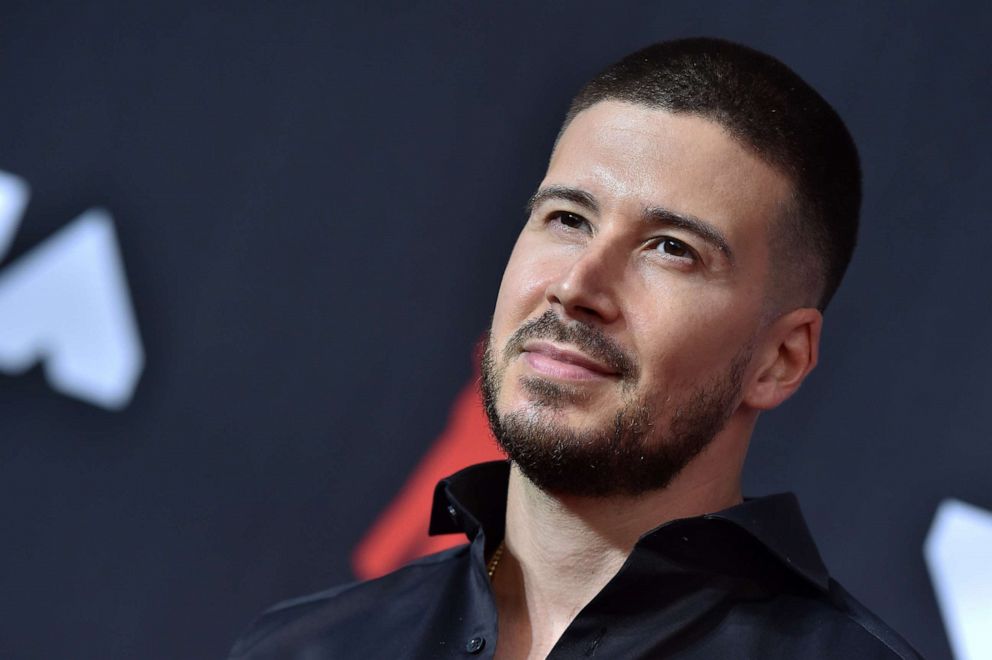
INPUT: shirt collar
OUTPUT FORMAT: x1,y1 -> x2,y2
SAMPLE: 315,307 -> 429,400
700,492 -> 831,591
429,460 -> 830,592
429,461 -> 509,554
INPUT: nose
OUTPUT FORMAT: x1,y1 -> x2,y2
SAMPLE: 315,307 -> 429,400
545,242 -> 622,325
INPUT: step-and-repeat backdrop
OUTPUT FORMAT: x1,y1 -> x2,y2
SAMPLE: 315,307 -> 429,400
1,3 -> 989,659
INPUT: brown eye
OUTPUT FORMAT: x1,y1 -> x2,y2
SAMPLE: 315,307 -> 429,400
552,211 -> 586,229
658,238 -> 690,258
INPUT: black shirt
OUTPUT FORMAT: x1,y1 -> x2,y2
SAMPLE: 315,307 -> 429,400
230,461 -> 922,659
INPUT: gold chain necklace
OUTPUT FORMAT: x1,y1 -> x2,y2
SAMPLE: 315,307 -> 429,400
487,541 -> 505,580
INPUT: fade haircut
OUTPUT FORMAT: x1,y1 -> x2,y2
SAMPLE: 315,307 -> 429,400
560,38 -> 861,312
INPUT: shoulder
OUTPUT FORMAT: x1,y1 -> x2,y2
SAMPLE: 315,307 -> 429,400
228,544 -> 469,660
820,579 -> 923,659
729,578 -> 922,660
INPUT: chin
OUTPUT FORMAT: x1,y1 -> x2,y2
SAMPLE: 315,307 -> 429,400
505,389 -> 616,437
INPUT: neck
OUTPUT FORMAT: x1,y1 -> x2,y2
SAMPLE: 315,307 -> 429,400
491,415 -> 752,659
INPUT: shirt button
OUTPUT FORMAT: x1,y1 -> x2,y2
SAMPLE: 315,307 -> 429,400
465,636 -> 486,654
447,505 -> 458,520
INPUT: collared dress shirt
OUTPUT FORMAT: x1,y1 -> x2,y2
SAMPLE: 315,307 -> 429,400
230,461 -> 922,659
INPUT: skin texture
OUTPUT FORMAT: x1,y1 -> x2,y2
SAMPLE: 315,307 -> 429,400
487,101 -> 823,659
481,307 -> 753,497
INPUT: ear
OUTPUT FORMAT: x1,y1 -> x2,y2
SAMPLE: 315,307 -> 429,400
743,308 -> 822,410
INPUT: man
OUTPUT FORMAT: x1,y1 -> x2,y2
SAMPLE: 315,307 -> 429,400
230,38 -> 921,659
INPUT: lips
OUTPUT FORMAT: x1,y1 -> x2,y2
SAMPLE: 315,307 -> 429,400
521,341 -> 619,381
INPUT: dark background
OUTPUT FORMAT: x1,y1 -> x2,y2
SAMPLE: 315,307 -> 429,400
1,2 -> 990,658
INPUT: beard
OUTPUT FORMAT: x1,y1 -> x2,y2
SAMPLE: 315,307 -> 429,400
481,310 -> 751,498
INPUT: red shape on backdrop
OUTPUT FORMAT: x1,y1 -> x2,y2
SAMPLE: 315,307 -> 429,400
351,366 -> 504,580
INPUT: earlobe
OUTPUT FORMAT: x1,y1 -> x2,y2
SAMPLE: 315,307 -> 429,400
743,308 -> 822,410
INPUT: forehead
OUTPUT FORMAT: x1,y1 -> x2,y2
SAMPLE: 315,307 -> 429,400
547,101 -> 792,253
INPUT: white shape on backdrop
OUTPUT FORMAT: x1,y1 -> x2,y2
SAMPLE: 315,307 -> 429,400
0,171 -> 28,257
925,499 -> 992,660
0,170 -> 143,410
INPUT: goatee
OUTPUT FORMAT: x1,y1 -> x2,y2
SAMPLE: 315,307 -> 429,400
481,310 -> 749,497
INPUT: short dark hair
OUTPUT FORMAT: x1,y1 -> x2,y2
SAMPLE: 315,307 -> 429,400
561,38 -> 861,311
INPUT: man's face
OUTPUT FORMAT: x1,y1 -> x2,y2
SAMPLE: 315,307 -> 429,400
482,101 -> 793,497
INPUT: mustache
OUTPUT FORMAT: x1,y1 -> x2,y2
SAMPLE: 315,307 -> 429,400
502,310 -> 638,380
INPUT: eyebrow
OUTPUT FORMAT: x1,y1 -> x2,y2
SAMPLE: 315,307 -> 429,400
644,206 -> 734,262
526,185 -> 599,215
527,185 -> 734,263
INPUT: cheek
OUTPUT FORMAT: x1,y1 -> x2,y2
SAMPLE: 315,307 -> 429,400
627,290 -> 757,387
492,240 -> 559,336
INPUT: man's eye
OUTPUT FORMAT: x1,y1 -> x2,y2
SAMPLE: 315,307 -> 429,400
550,211 -> 587,230
656,238 -> 692,260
